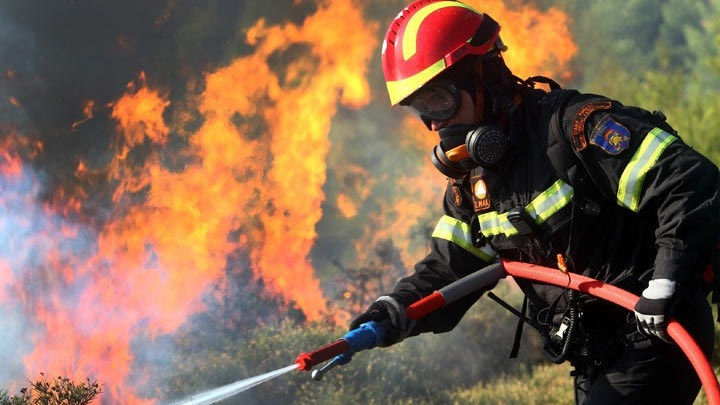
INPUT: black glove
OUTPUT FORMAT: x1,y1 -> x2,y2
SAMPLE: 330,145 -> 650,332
634,279 -> 676,343
349,295 -> 415,347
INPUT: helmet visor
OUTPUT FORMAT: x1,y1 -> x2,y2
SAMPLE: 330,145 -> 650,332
401,80 -> 461,123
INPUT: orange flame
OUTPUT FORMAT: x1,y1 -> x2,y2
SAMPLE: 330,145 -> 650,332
71,101 -> 96,130
239,0 -> 377,319
7,0 -> 378,403
336,194 -> 358,218
0,149 -> 23,177
474,0 -> 578,81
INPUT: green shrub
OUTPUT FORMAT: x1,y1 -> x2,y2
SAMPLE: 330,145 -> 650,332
0,387 -> 31,405
0,374 -> 100,405
449,363 -> 574,405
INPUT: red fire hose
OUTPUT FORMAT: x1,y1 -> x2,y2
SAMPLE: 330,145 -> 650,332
503,260 -> 720,405
297,261 -> 720,403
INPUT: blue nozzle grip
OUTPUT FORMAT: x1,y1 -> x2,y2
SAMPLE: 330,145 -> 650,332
333,353 -> 353,366
342,321 -> 386,354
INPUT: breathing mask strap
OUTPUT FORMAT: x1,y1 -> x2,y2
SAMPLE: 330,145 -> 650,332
431,124 -> 479,179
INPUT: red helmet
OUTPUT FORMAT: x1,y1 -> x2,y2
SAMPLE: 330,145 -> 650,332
382,0 -> 502,105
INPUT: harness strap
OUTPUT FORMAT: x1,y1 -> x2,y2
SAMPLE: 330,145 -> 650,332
541,89 -> 604,216
486,292 -> 540,358
509,295 -> 528,358
526,75 -> 561,91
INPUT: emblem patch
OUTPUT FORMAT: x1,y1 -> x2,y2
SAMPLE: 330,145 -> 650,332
470,176 -> 491,212
589,115 -> 630,155
572,99 -> 612,152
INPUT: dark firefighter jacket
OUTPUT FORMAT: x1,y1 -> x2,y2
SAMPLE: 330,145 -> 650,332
389,86 -> 720,338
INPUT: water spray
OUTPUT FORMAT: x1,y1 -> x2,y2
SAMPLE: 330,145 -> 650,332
165,364 -> 299,405
165,261 -> 720,404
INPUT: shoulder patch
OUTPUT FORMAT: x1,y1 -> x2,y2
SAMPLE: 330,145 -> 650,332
589,115 -> 630,155
572,100 -> 612,152
451,184 -> 463,206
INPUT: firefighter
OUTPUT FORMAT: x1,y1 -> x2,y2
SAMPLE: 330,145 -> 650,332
349,1 -> 720,403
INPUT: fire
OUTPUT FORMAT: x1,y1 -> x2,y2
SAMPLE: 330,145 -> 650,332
2,0 -> 377,403
111,73 -> 168,147
474,0 -> 577,81
71,101 -> 96,130
0,148 -> 22,177
336,194 -> 358,218
240,0 -> 377,319
0,134 -> 34,178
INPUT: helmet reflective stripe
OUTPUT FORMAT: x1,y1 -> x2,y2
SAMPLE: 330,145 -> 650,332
402,1 -> 480,61
478,180 -> 574,237
432,215 -> 496,261
386,36 -> 476,105
387,59 -> 446,106
617,128 -> 677,211
382,0 -> 499,105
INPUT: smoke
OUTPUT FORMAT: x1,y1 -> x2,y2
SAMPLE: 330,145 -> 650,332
0,161 -> 43,389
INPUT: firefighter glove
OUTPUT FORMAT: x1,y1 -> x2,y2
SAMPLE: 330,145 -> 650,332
634,278 -> 676,343
349,295 -> 415,347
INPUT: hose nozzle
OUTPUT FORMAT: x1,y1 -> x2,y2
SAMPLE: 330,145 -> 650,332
295,321 -> 385,372
310,354 -> 352,381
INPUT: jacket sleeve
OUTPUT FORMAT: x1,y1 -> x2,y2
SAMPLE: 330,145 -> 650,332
389,179 -> 498,334
560,95 -> 720,291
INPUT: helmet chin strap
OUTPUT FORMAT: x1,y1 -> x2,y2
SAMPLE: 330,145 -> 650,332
471,58 -> 486,123
477,51 -> 521,121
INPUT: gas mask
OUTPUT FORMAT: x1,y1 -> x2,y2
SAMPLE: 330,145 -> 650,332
401,74 -> 510,180
430,123 -> 508,179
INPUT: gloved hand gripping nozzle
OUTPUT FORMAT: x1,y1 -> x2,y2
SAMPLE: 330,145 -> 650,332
295,262 -> 507,380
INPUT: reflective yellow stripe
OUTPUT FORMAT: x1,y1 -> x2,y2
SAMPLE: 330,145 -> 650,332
402,1 -> 480,60
617,128 -> 677,212
432,215 -> 495,261
479,180 -> 574,237
386,58 -> 446,105
526,179 -> 574,224
478,211 -> 515,237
